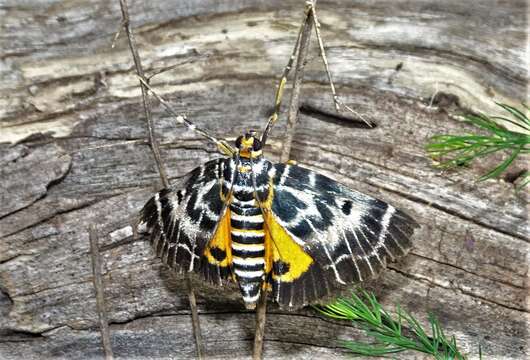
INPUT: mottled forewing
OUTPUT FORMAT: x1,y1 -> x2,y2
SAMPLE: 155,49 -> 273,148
270,163 -> 419,307
140,158 -> 228,280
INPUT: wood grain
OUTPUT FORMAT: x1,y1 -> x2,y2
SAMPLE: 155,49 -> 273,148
0,0 -> 528,359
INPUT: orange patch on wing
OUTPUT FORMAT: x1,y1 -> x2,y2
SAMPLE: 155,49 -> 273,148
203,208 -> 232,267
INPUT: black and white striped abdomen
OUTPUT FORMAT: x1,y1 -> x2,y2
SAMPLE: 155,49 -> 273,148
229,202 -> 265,308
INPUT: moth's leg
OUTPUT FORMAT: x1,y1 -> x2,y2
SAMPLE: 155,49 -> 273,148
138,77 -> 236,156
308,2 -> 372,126
260,5 -> 312,147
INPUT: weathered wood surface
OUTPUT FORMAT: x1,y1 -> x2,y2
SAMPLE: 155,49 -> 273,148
0,0 -> 528,359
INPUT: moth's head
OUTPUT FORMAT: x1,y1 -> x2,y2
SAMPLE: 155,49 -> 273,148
235,130 -> 262,158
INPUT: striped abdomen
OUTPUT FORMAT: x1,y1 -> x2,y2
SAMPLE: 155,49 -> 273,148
229,202 -> 265,308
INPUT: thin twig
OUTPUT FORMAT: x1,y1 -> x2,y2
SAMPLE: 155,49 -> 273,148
116,0 -> 204,358
252,291 -> 268,360
253,2 -> 318,359
280,1 -> 316,163
136,76 -> 235,155
309,6 -> 372,127
89,225 -> 114,360
146,53 -> 211,81
118,0 -> 169,188
110,20 -> 125,49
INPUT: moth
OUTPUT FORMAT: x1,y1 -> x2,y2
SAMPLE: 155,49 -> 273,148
139,2 -> 419,310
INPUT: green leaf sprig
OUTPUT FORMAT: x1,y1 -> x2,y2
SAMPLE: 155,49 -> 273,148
426,103 -> 530,189
317,290 -> 472,359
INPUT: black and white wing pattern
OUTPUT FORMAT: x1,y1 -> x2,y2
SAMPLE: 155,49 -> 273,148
140,158 -> 229,282
268,163 -> 419,307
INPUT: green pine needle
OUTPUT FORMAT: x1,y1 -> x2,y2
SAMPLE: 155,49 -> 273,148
426,103 -> 530,188
316,290 -> 472,359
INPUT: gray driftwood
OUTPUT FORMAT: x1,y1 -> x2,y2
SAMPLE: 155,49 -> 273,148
0,0 -> 528,359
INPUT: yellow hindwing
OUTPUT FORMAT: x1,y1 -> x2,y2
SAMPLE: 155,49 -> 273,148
264,211 -> 313,282
203,209 -> 232,267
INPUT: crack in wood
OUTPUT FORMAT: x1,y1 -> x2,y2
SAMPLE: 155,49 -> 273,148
0,198 -> 99,239
410,252 -> 526,290
388,267 -> 529,314
299,103 -> 375,129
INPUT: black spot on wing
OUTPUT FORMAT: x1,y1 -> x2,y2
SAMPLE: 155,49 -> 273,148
221,182 -> 230,197
210,247 -> 226,262
141,190 -> 176,249
341,200 -> 353,215
273,260 -> 290,275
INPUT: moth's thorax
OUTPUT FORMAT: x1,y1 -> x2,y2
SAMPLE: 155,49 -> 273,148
238,148 -> 263,159
221,156 -> 273,205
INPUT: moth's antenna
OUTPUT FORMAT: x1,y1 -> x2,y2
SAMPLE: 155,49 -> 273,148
309,3 -> 373,127
137,76 -> 236,156
260,6 -> 308,148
